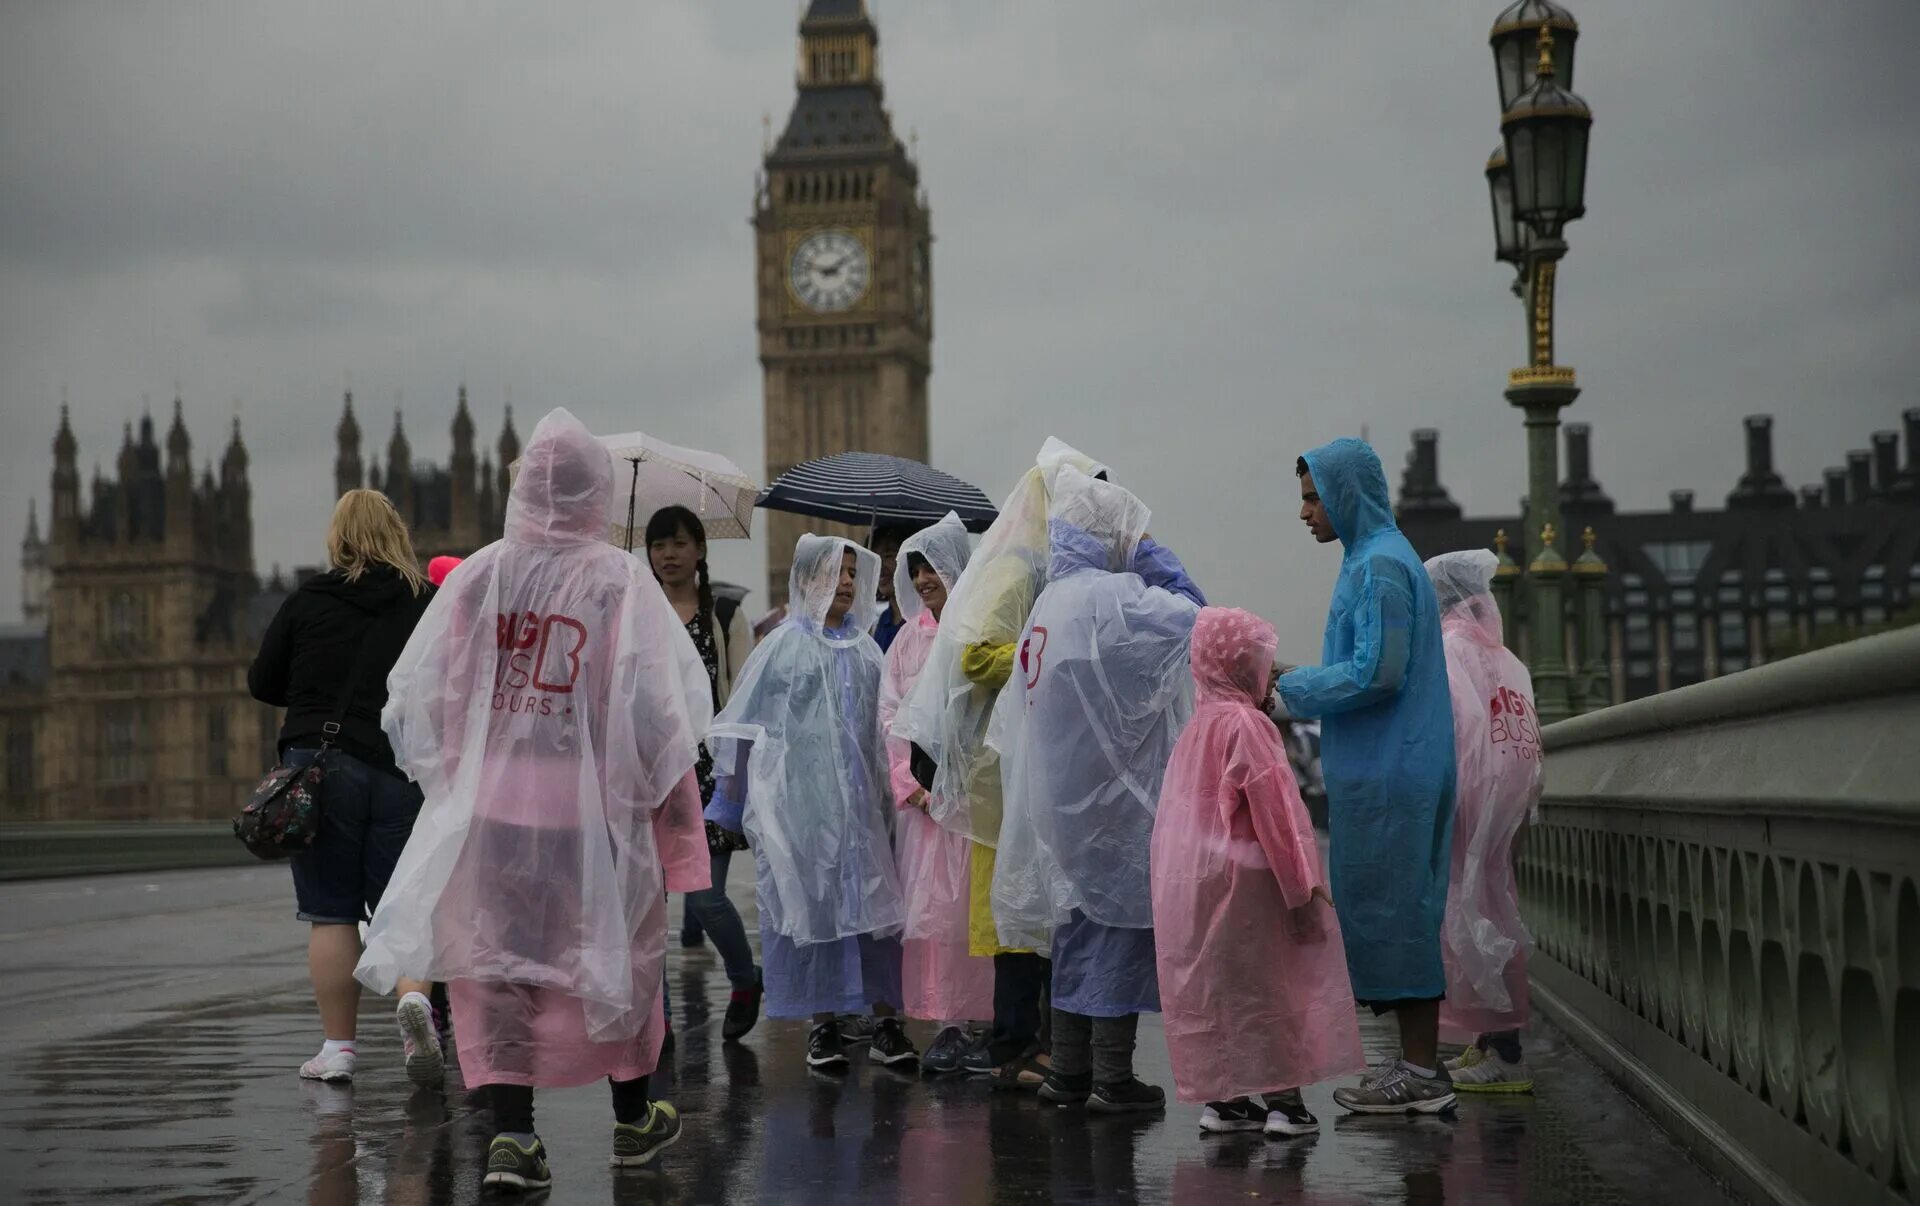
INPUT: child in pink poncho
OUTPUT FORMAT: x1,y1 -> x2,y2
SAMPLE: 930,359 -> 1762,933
877,514 -> 995,1070
1426,551 -> 1543,1093
358,409 -> 714,1191
1151,607 -> 1365,1137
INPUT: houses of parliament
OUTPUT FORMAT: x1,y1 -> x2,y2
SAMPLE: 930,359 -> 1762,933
2,0 -> 934,820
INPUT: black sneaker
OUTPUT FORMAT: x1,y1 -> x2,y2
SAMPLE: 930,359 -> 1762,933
1199,1098 -> 1266,1133
1088,1077 -> 1166,1114
1263,1090 -> 1319,1137
1037,1069 -> 1092,1105
920,1025 -> 971,1075
837,1013 -> 877,1045
868,1017 -> 919,1067
722,971 -> 764,1043
483,1135 -> 552,1191
958,1031 -> 996,1076
610,1101 -> 682,1168
807,1022 -> 848,1069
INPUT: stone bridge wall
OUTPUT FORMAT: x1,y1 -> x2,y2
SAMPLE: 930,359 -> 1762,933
1523,626 -> 1920,1206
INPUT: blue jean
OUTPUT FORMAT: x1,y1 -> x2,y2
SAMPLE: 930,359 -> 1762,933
684,848 -> 758,990
285,747 -> 423,924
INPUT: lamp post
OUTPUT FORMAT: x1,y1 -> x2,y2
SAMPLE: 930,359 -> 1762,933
1485,1 -> 1594,722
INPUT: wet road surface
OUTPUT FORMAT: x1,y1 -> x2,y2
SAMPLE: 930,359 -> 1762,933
0,867 -> 1740,1204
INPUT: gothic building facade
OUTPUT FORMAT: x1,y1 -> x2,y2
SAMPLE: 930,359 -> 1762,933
1396,409 -> 1920,702
1,403 -> 277,821
332,387 -> 519,563
756,0 -> 933,603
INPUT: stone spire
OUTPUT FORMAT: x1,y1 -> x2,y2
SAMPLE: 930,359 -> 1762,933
51,405 -> 80,541
450,385 -> 476,536
385,409 -> 413,518
335,391 -> 363,497
20,499 -> 49,625
496,405 -> 519,506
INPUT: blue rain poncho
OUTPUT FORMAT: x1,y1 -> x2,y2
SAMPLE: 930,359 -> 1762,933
707,535 -> 905,949
1276,438 -> 1456,1002
991,467 -> 1202,970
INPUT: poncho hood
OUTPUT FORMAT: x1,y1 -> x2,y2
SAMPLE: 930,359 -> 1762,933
1191,607 -> 1278,707
1047,466 -> 1150,578
895,512 -> 972,623
788,533 -> 883,636
505,408 -> 614,546
1426,549 -> 1505,648
1301,438 -> 1395,550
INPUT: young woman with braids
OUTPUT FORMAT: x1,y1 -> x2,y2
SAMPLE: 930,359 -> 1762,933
645,506 -> 763,1040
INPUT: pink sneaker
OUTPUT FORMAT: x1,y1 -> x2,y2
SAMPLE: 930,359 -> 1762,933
397,993 -> 445,1089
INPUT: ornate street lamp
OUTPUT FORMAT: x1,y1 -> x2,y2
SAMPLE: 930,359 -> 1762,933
1486,8 -> 1598,721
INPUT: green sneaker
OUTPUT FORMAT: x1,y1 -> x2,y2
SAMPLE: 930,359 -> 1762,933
483,1134 -> 552,1191
610,1101 -> 683,1168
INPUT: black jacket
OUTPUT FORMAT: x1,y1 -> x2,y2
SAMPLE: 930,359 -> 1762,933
249,566 -> 435,778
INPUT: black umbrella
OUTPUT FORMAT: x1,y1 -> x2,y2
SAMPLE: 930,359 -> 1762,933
757,452 -> 997,533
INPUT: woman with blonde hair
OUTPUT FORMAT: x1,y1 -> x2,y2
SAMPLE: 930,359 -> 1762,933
250,488 -> 442,1087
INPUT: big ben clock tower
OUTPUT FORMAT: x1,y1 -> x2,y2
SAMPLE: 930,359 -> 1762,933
756,0 -> 932,605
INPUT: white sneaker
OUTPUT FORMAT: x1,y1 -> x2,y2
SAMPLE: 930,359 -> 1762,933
1198,1100 -> 1266,1133
396,992 -> 445,1089
299,1048 -> 356,1083
1450,1049 -> 1533,1094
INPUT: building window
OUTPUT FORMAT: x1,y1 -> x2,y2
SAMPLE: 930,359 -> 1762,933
5,727 -> 31,796
1672,612 -> 1699,652
107,592 -> 139,648
207,707 -> 229,778
1642,541 -> 1714,583
1720,611 -> 1748,651
101,705 -> 143,784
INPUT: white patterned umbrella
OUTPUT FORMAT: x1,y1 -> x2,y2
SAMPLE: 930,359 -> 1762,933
514,431 -> 758,548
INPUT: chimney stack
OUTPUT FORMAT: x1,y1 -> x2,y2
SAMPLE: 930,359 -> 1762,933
1872,431 -> 1900,497
1559,422 -> 1614,514
1727,414 -> 1794,509
1567,423 -> 1592,482
1395,428 -> 1461,519
1799,484 -> 1824,510
1847,450 -> 1872,505
1670,489 -> 1695,514
1824,466 -> 1849,508
1897,408 -> 1920,499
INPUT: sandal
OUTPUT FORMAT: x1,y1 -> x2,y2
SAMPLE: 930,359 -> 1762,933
989,1045 -> 1050,1094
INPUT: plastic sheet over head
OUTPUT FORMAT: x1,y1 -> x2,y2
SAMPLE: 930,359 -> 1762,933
504,408 -> 617,546
1047,466 -> 1150,574
707,534 -> 904,944
1425,549 -> 1504,647
894,512 -> 972,623
888,439 -> 1106,846
357,406 -> 711,1047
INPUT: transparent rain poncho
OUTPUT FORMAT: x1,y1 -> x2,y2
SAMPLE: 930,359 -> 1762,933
890,438 -> 1107,847
991,467 -> 1201,949
1276,438 -> 1456,1002
707,534 -> 905,945
1152,608 -> 1365,1103
1426,550 -> 1543,1040
357,408 -> 713,1081
876,513 -> 994,1020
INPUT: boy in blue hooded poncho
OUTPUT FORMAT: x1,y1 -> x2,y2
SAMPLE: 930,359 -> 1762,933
1275,438 -> 1458,1115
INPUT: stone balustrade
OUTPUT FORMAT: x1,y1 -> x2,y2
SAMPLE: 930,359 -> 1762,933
1521,625 -> 1920,1206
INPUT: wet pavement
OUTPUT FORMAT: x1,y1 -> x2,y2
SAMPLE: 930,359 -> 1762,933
0,867 -> 1741,1204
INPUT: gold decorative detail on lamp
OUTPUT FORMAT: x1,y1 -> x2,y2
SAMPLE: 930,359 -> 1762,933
1572,525 -> 1608,576
1529,521 -> 1568,574
1494,528 -> 1521,578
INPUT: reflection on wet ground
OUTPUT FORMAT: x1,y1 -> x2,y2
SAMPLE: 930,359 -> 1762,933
1,870 -> 1739,1203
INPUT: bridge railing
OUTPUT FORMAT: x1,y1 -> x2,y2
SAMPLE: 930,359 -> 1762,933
1522,625 -> 1920,1206
0,822 -> 251,881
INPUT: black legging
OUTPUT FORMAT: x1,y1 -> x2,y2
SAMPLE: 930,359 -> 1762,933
489,1076 -> 650,1134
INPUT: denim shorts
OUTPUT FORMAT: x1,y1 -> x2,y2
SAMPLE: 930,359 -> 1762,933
285,747 -> 425,925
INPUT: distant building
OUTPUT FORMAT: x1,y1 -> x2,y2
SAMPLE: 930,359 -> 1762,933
1395,410 -> 1920,702
2,402 -> 277,820
333,386 -> 518,562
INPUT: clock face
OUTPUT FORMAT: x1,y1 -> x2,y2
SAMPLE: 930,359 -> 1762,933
910,242 -> 929,323
789,229 -> 870,313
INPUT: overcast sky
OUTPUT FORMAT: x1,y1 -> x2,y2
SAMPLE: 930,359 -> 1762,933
3,1 -> 1917,656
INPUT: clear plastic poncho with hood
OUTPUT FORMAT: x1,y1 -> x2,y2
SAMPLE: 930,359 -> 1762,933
1152,607 -> 1366,1103
707,535 -> 905,955
1276,438 -> 1457,1002
357,407 -> 713,1088
1426,550 -> 1543,1040
992,468 -> 1201,977
890,438 -> 1108,848
876,513 -> 995,1021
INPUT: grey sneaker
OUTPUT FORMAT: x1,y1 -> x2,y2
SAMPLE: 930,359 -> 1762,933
920,1025 -> 971,1075
1332,1060 -> 1456,1115
483,1135 -> 552,1191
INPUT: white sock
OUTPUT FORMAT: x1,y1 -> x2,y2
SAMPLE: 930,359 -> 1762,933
320,1039 -> 356,1058
1402,1060 -> 1436,1079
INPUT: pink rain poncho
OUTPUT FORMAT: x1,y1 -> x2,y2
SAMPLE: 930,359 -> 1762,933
1152,607 -> 1366,1104
357,408 -> 713,1089
878,513 -> 995,1023
1426,551 -> 1543,1042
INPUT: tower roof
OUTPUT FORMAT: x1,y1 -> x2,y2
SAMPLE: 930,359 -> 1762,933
338,391 -> 360,441
167,396 -> 191,462
772,0 -> 912,170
